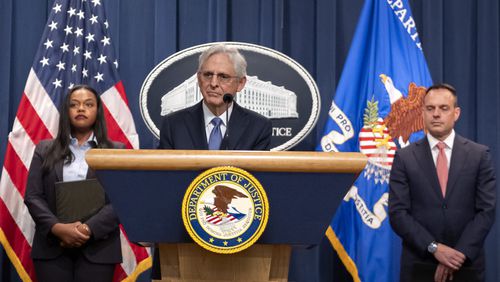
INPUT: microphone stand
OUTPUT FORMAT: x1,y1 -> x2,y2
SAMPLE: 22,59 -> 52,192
222,93 -> 233,150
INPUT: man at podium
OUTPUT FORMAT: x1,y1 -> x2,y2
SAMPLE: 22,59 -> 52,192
158,43 -> 272,151
155,43 -> 272,278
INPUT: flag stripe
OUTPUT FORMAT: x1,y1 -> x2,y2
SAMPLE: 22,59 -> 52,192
113,264 -> 127,282
359,145 -> 397,150
9,119 -> 37,169
114,81 -> 130,105
24,70 -> 60,138
359,137 -> 392,141
16,95 -> 53,145
101,85 -> 139,149
103,104 -> 133,149
364,153 -> 395,158
0,167 -> 35,245
119,224 -> 151,263
0,198 -> 35,279
3,143 -> 29,196
119,229 -> 137,276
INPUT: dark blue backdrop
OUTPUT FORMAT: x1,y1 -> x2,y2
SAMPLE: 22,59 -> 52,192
1,0 -> 499,281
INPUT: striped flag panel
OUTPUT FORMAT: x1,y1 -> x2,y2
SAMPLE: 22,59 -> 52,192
0,0 -> 151,280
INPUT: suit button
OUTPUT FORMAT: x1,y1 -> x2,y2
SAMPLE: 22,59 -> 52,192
442,204 -> 447,209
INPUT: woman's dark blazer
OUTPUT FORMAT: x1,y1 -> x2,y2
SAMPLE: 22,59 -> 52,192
24,139 -> 123,264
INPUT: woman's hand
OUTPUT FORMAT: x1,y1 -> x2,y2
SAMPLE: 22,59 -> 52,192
76,223 -> 92,237
51,222 -> 90,248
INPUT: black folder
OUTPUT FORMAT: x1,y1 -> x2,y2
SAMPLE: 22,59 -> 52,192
55,179 -> 105,223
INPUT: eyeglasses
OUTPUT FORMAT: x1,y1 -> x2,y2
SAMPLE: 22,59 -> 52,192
198,71 -> 240,84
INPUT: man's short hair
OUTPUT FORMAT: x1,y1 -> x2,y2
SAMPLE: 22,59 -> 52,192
425,83 -> 458,106
198,44 -> 247,77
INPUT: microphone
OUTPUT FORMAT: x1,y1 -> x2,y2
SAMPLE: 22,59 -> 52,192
222,93 -> 233,150
223,93 -> 233,104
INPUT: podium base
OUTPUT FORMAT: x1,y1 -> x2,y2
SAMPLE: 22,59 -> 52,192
155,243 -> 291,282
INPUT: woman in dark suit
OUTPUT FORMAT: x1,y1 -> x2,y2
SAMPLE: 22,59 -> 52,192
25,85 -> 122,282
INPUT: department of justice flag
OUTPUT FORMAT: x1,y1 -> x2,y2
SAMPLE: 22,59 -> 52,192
0,0 -> 151,281
317,0 -> 432,281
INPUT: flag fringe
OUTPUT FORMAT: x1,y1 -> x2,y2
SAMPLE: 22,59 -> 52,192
325,226 -> 361,282
121,256 -> 152,282
0,227 -> 31,282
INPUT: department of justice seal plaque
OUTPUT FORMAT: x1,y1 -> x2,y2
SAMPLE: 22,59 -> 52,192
182,166 -> 269,254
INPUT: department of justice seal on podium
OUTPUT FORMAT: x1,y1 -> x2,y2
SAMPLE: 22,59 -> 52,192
182,166 -> 269,254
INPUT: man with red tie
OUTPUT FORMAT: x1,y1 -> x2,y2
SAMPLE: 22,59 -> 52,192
389,83 -> 496,282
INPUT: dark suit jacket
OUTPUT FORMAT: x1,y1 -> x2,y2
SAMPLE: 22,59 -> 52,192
158,101 -> 272,150
389,134 -> 496,281
24,139 -> 123,264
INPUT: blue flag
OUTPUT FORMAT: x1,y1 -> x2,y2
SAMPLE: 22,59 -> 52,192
317,0 -> 432,281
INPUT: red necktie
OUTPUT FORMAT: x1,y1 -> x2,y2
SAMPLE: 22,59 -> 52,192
436,142 -> 448,196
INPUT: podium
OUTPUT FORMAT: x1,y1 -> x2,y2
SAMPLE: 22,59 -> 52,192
86,150 -> 366,282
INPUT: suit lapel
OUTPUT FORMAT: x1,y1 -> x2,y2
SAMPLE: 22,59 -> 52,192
446,135 -> 469,198
187,102 -> 208,149
222,103 -> 249,150
412,138 -> 443,199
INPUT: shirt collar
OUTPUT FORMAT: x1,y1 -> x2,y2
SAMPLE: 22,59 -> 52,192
427,129 -> 455,150
202,101 -> 233,127
69,132 -> 97,147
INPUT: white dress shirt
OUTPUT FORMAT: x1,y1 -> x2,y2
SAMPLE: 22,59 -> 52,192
63,133 -> 96,182
202,101 -> 233,143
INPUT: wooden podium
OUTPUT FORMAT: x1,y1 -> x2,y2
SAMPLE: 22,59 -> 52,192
86,150 -> 366,282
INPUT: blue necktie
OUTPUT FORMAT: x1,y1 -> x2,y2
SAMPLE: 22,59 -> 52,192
208,117 -> 223,150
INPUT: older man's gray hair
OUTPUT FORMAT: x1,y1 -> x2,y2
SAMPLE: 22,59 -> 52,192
198,44 -> 247,77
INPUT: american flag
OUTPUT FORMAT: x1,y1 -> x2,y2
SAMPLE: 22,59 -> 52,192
0,0 -> 151,281
205,207 -> 244,225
